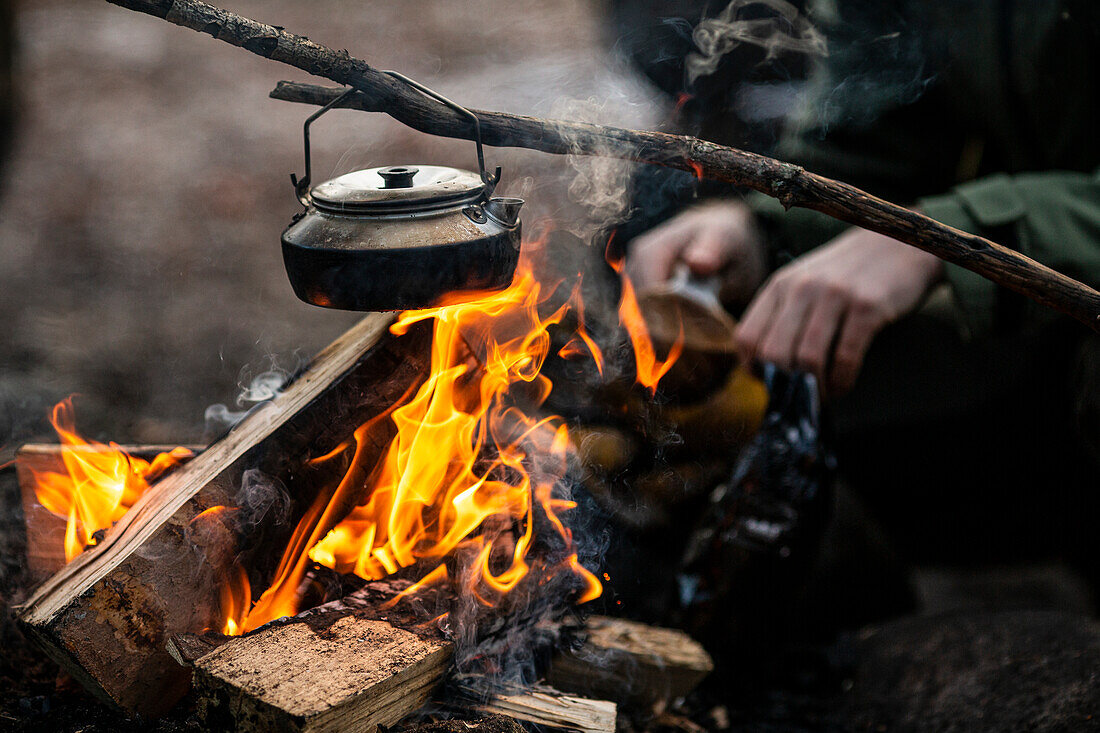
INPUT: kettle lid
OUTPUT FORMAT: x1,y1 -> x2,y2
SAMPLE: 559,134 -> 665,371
310,165 -> 486,215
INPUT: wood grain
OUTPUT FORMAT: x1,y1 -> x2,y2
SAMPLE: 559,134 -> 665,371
472,686 -> 617,733
191,614 -> 453,732
549,616 -> 713,710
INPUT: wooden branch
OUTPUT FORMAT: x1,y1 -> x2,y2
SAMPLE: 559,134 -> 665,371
103,0 -> 1100,330
16,444 -> 202,581
548,616 -> 713,711
16,314 -> 432,715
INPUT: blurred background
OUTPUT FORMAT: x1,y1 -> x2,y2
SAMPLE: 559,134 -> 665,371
0,0 -> 665,449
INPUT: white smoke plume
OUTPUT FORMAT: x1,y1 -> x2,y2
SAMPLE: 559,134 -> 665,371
687,0 -> 827,84
550,95 -> 642,234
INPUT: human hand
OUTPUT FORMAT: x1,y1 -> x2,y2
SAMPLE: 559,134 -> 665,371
626,200 -> 767,305
736,227 -> 946,397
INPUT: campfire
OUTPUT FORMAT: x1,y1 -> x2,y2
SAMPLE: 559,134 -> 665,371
12,1 -> 1100,731
15,240 -> 720,729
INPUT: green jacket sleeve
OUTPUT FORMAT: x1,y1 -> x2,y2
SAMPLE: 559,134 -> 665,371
918,168 -> 1100,338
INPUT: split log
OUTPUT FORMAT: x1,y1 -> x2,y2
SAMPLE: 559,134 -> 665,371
548,616 -> 713,711
16,314 -> 432,715
189,614 -> 452,732
468,685 -> 617,733
105,0 -> 1100,332
16,443 -> 202,581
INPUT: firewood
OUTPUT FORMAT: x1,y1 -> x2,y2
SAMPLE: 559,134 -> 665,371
469,685 -> 617,733
188,614 -> 452,733
103,0 -> 1100,332
548,616 -> 713,711
16,444 -> 201,581
16,314 -> 432,715
178,585 -> 613,733
168,583 -> 457,731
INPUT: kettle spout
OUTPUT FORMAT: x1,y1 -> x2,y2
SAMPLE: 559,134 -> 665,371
485,197 -> 524,227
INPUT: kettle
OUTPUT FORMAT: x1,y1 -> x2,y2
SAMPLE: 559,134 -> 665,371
281,74 -> 522,311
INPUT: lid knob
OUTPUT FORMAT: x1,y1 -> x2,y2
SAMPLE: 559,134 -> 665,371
378,166 -> 419,189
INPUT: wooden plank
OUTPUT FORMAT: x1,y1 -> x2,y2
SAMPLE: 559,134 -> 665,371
191,614 -> 452,733
16,314 -> 432,715
16,444 -> 201,581
548,616 -> 713,710
472,686 -> 617,733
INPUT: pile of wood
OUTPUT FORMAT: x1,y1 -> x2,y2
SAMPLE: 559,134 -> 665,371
14,314 -> 714,730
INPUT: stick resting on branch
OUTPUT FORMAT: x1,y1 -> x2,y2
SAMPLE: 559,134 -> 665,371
105,0 -> 1100,331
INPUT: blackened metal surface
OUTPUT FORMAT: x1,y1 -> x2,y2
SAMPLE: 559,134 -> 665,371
282,220 -> 520,311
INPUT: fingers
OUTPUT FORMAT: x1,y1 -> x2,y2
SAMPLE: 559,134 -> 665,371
793,285 -> 846,385
755,282 -> 813,368
735,274 -> 783,365
625,202 -> 756,289
737,272 -> 883,397
682,228 -> 731,276
828,297 -> 888,395
626,220 -> 694,287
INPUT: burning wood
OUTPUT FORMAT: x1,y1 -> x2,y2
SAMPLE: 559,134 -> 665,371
16,314 -> 431,713
191,614 -> 450,732
179,585 -> 455,733
168,585 -> 708,732
16,244 -> 677,718
16,439 -> 199,580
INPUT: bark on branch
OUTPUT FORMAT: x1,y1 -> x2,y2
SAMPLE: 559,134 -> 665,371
105,0 -> 1100,331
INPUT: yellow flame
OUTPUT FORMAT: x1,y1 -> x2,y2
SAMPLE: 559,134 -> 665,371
223,255 -> 605,634
31,397 -> 191,562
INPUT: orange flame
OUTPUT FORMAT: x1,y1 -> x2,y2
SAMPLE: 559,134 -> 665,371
556,277 -> 605,376
307,261 -> 600,596
605,238 -> 684,394
30,397 -> 192,562
222,256 -> 605,634
221,564 -> 252,636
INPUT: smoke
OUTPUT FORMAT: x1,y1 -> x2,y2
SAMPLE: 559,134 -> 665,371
203,359 -> 300,441
686,0 -> 827,84
233,468 -> 293,538
183,467 -> 294,591
550,96 -> 641,234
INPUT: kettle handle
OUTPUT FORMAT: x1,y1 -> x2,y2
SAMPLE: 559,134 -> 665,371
290,73 -> 499,207
291,87 -> 357,206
